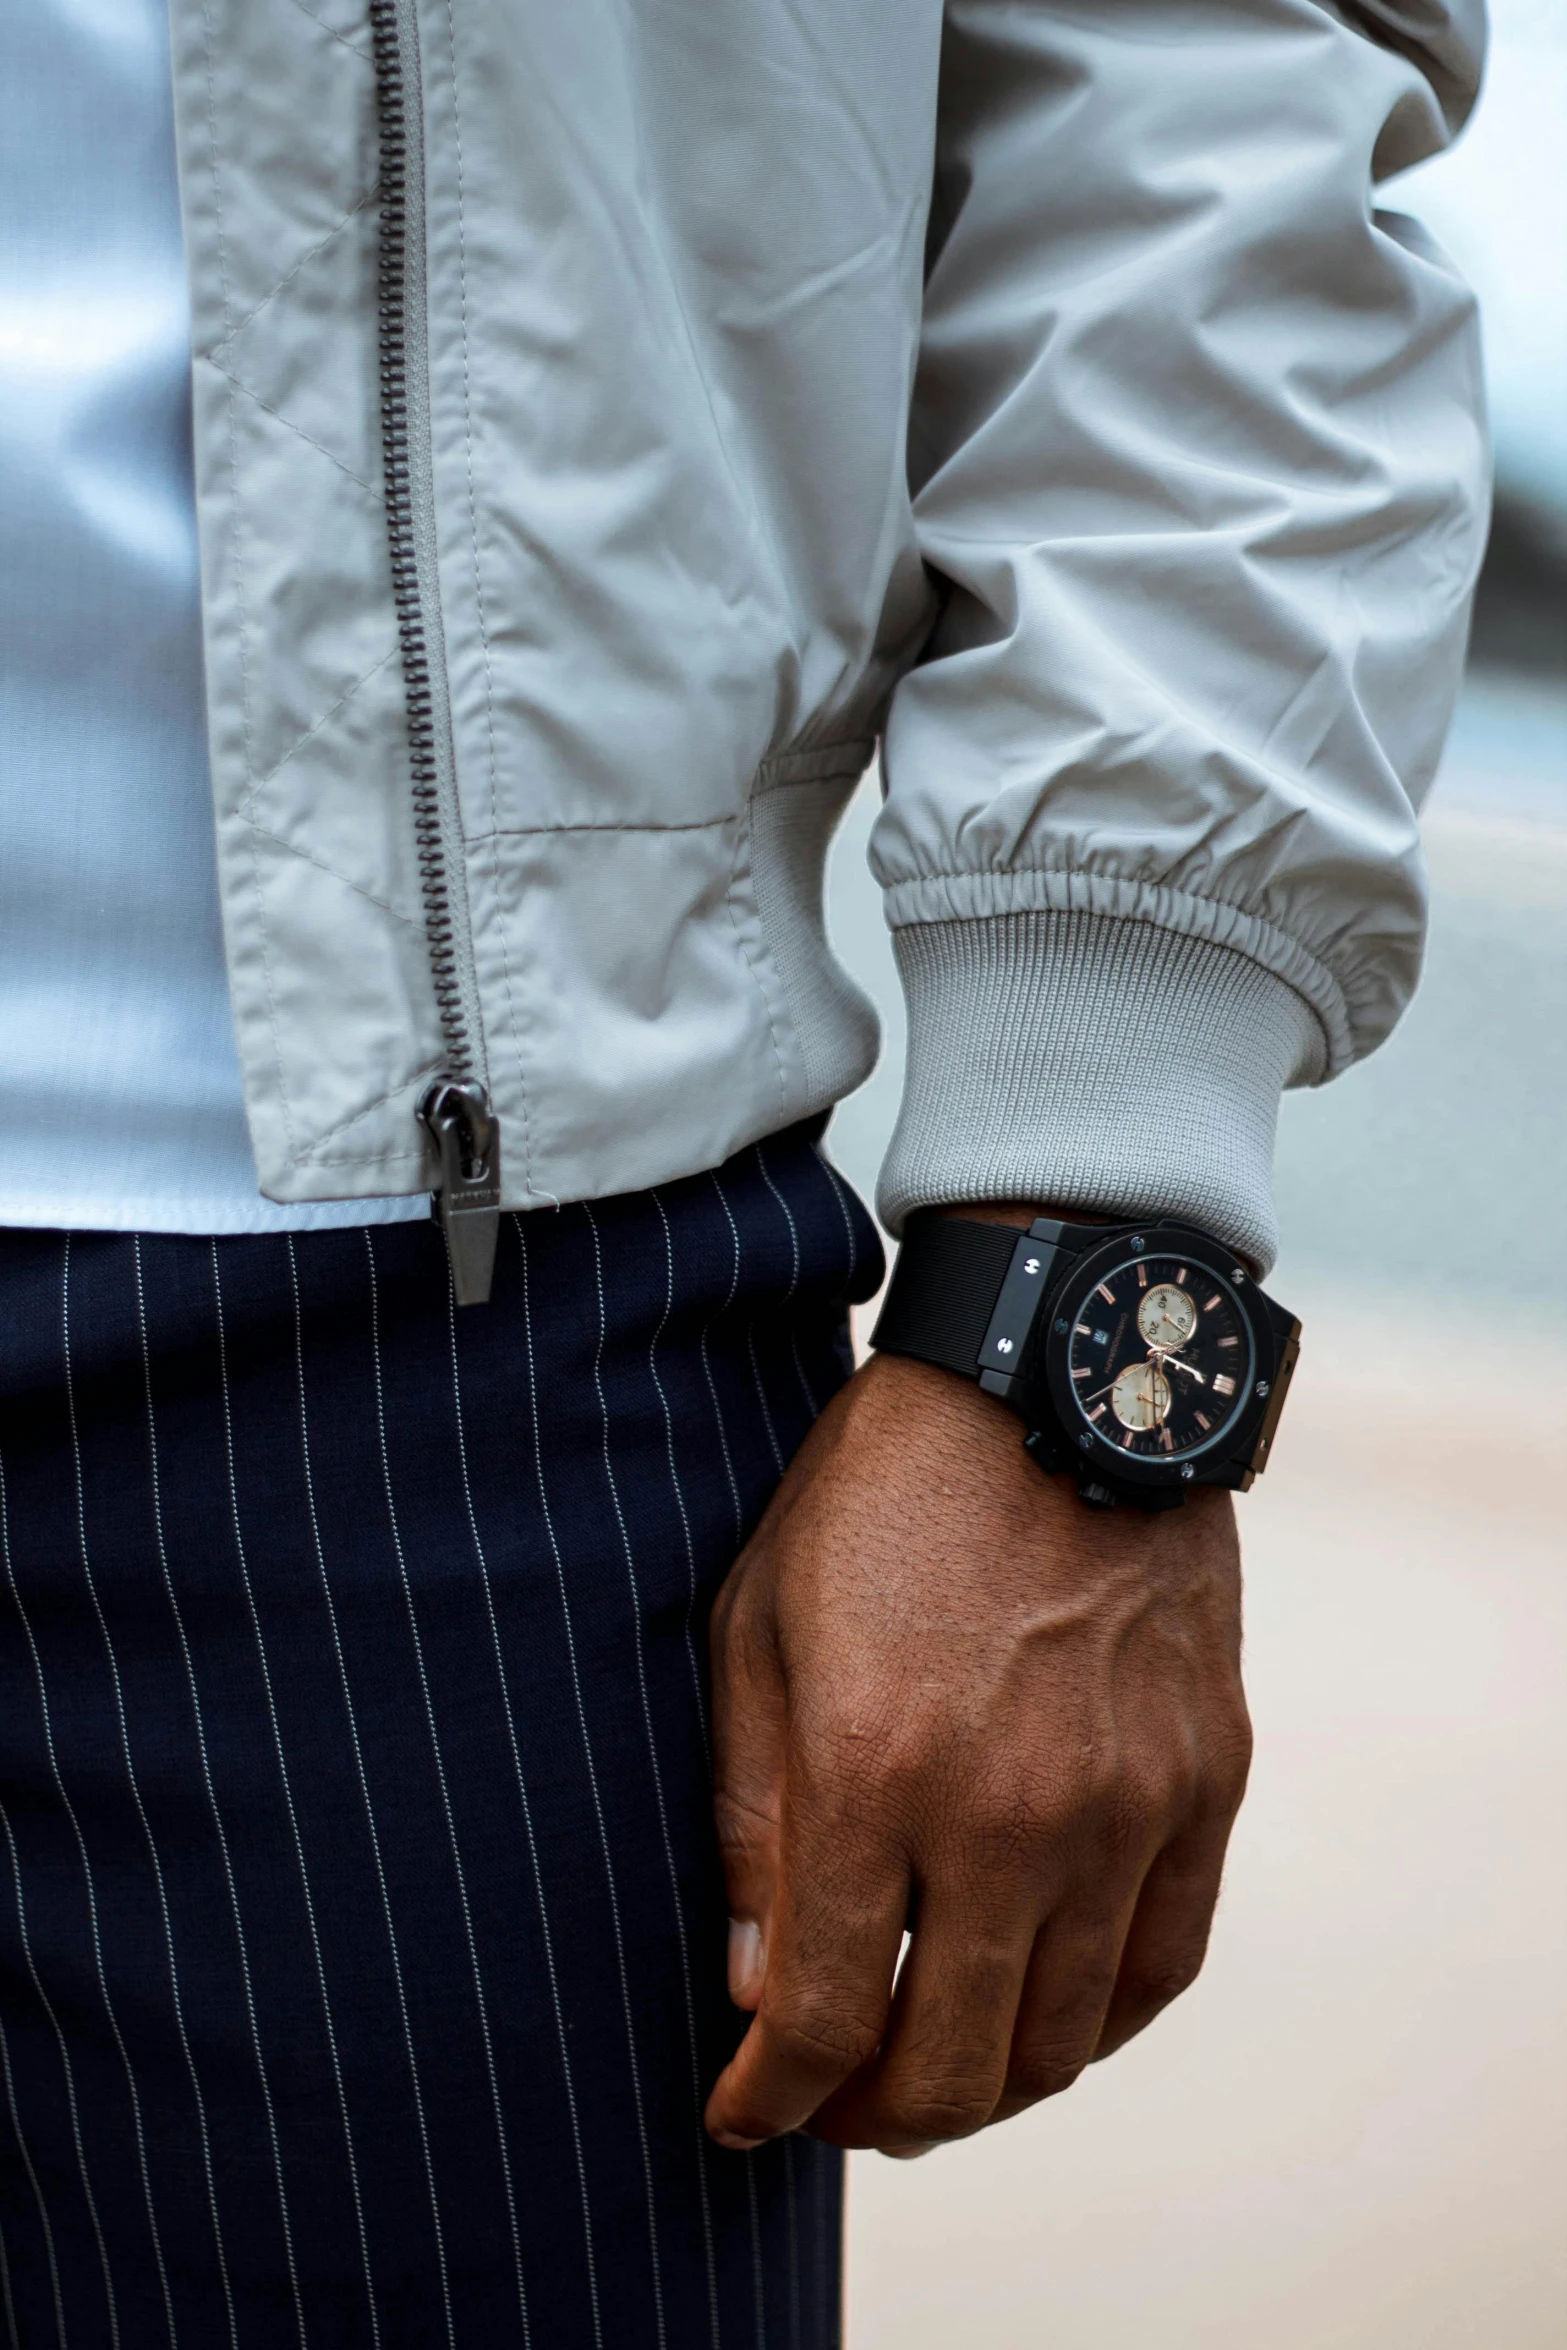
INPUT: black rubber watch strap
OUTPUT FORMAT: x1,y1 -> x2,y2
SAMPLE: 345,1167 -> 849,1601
870,1214 -> 1019,1380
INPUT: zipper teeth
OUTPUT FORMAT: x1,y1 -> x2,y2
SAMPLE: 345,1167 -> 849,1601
367,0 -> 471,1085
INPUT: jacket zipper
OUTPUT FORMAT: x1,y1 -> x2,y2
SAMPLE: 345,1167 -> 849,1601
368,0 -> 500,1305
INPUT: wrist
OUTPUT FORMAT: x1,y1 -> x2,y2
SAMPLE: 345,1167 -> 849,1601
933,1200 -> 1121,1233
874,1210 -> 1301,1508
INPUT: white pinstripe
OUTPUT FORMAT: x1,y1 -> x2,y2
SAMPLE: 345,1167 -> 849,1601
744,1321 -> 787,1483
62,1236 -> 220,2350
582,1204 -> 724,2350
648,1192 -> 708,1750
284,1236 -> 457,2350
701,1179 -> 746,1548
754,1145 -> 819,1420
716,1165 -> 791,1489
511,1213 -> 668,2350
0,1454 -> 120,2350
132,1240 -> 306,2350
810,1150 -> 862,1290
363,1233 -> 530,2348
704,1173 -> 776,2343
209,1246 -> 381,2349
444,1281 -> 604,2350
0,1875 -> 66,2349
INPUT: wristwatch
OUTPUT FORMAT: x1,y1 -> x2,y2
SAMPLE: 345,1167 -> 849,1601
871,1211 -> 1301,1511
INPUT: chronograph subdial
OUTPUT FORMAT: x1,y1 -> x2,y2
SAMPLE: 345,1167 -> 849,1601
1137,1282 -> 1197,1352
1111,1359 -> 1171,1431
1062,1251 -> 1255,1462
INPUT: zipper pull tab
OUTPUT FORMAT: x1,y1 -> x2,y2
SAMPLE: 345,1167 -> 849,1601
419,1078 -> 501,1306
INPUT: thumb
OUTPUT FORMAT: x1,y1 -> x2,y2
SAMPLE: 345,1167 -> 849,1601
712,1576 -> 788,2013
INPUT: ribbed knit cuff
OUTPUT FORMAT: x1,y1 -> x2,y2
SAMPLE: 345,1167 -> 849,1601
876,910 -> 1326,1272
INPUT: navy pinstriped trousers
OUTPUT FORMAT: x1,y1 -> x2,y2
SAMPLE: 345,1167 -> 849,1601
0,1128 -> 882,2348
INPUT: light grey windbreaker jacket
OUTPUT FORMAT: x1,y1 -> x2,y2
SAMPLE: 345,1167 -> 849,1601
167,0 -> 1487,1272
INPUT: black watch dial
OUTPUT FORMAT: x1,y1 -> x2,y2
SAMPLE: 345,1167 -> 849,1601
1061,1252 -> 1255,1464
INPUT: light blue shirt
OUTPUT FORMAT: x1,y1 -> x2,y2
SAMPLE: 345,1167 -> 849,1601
0,0 -> 425,1234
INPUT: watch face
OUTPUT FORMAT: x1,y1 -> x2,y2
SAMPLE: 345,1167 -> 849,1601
1062,1252 -> 1255,1464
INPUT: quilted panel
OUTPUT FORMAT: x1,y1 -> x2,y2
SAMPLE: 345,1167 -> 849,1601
193,1 -> 378,345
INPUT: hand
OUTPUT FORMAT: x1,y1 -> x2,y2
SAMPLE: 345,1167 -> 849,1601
704,1348 -> 1252,2157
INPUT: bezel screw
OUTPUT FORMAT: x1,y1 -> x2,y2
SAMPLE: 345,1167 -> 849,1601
1077,1432 -> 1094,1450
1179,1465 -> 1195,1481
1054,1317 -> 1070,1334
1255,1380 -> 1270,1398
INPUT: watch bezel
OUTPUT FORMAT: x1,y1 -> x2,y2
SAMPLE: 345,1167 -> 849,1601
1027,1224 -> 1282,1489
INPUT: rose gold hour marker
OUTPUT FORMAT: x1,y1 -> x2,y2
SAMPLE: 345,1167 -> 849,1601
1176,1268 -> 1187,1285
1121,1431 -> 1134,1448
1217,1335 -> 1239,1348
1195,1410 -> 1211,1431
1137,1263 -> 1148,1287
1159,1428 -> 1173,1451
1075,1323 -> 1091,1336
1088,1403 -> 1107,1421
1071,1366 -> 1090,1380
1213,1373 -> 1236,1397
1096,1283 -> 1115,1305
1203,1293 -> 1221,1311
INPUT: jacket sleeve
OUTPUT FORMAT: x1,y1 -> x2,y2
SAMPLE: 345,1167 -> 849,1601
873,0 -> 1488,1268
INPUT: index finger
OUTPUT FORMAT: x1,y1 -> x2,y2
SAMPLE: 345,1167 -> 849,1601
705,1811 -> 909,2149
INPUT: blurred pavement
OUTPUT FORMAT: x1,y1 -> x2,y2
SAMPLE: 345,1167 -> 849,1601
823,675 -> 1567,2346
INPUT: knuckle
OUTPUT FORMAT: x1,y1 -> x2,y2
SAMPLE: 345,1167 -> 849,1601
1108,1767 -> 1172,1848
826,1731 -> 920,1819
1208,1721 -> 1255,1810
957,1765 -> 1083,1879
769,1994 -> 883,2078
1124,1942 -> 1208,2016
1007,2045 -> 1089,2105
713,1790 -> 777,1860
890,2086 -> 995,2143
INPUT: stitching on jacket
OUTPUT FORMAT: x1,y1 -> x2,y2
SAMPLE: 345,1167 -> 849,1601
754,739 -> 876,789
202,0 -> 301,1174
285,0 -> 373,66
198,187 -> 378,364
295,1063 -> 446,1161
443,0 -> 536,1198
208,365 -> 383,500
240,818 -> 424,931
474,816 -> 736,839
239,647 -> 399,809
724,808 -> 791,1120
296,1148 -> 428,1169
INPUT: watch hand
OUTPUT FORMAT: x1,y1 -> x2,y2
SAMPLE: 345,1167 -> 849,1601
1163,1354 -> 1206,1384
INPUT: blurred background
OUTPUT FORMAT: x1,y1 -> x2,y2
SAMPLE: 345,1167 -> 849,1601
825,8 -> 1567,2339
